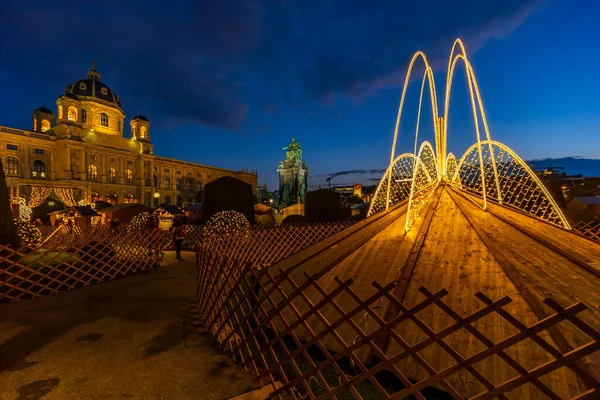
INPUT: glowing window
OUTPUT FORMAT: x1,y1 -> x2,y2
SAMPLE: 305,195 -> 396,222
126,169 -> 134,184
32,160 -> 46,178
124,193 -> 135,203
81,109 -> 87,123
88,165 -> 98,181
5,156 -> 18,175
108,167 -> 117,183
163,176 -> 171,190
68,106 -> 77,121
101,113 -> 109,127
41,120 -> 50,132
140,126 -> 147,138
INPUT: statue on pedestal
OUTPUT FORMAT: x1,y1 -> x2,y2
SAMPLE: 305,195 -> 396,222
278,138 -> 308,208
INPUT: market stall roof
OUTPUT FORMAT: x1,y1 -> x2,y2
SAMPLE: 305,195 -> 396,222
154,204 -> 185,216
97,203 -> 153,214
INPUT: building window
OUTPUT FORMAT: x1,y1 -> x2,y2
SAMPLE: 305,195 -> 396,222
153,175 -> 158,188
32,160 -> 46,178
6,144 -> 17,151
88,165 -> 98,181
106,192 -> 118,205
163,176 -> 171,190
164,168 -> 170,173
176,178 -> 182,190
140,126 -> 147,138
109,157 -> 117,164
5,156 -> 18,175
126,169 -> 134,184
124,193 -> 135,203
68,106 -> 77,122
34,148 -> 45,155
101,113 -> 109,127
127,160 -> 134,166
176,170 -> 181,175
41,120 -> 50,132
90,191 -> 100,202
81,109 -> 87,123
184,177 -> 193,192
197,173 -> 202,177
90,154 -> 98,161
176,196 -> 182,207
108,167 -> 117,183
187,172 -> 192,176
164,195 -> 171,205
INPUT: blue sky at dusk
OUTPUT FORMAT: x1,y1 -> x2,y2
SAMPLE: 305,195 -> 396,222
1,0 -> 599,190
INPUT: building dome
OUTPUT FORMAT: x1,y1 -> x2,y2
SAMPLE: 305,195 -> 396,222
62,61 -> 122,109
132,114 -> 149,122
34,106 -> 53,115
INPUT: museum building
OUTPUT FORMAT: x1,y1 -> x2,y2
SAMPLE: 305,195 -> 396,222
0,62 -> 258,208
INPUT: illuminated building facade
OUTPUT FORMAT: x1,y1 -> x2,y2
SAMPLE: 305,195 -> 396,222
0,62 -> 258,208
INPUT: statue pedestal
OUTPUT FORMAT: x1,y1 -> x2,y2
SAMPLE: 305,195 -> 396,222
277,162 -> 308,209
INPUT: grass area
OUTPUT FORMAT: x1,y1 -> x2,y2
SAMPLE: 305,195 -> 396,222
23,250 -> 80,268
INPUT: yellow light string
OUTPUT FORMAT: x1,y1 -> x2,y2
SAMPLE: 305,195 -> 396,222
28,186 -> 53,208
15,219 -> 42,247
54,187 -> 77,207
18,197 -> 32,221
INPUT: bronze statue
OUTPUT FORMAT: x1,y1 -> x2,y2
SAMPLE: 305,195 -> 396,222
283,137 -> 302,165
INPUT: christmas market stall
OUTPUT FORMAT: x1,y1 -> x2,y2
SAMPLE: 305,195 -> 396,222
153,204 -> 185,230
97,203 -> 153,224
49,206 -> 100,229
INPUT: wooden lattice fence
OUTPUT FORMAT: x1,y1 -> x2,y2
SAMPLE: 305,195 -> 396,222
572,220 -> 600,243
196,248 -> 600,399
0,224 -> 170,303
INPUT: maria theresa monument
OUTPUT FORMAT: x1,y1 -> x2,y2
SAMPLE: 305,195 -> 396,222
277,138 -> 308,208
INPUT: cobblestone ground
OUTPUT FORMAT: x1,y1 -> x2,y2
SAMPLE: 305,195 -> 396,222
0,251 -> 259,400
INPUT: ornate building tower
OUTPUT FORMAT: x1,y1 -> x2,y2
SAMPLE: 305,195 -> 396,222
277,138 -> 308,208
32,107 -> 54,133
130,114 -> 153,154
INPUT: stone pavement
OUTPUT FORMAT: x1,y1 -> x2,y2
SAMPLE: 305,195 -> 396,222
0,251 -> 260,400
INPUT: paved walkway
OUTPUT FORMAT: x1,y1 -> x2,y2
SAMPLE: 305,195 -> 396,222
0,252 -> 258,400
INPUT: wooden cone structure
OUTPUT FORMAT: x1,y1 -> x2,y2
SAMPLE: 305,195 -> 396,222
0,158 -> 19,247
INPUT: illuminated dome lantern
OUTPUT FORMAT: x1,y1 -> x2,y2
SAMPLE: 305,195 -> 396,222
130,114 -> 150,141
31,106 -> 54,133
56,60 -> 125,137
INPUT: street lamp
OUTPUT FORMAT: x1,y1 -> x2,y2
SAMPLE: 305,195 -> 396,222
153,191 -> 160,207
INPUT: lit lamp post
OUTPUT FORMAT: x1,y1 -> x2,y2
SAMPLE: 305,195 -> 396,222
153,191 -> 160,207
269,198 -> 274,216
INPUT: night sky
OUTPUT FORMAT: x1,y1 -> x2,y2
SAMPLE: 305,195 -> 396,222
1,0 -> 599,190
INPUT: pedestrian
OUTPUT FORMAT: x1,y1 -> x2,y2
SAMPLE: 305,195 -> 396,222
170,217 -> 186,259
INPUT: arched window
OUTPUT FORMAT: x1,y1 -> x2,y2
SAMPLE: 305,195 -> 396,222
106,192 -> 118,205
5,156 -> 18,175
81,109 -> 87,123
176,196 -> 182,207
176,178 -> 182,190
165,195 -> 171,205
124,193 -> 135,203
153,175 -> 158,188
90,191 -> 100,203
163,175 -> 171,190
41,120 -> 50,132
88,165 -> 98,181
68,106 -> 77,121
108,167 -> 117,183
184,177 -> 193,192
126,169 -> 134,185
140,126 -> 147,138
32,160 -> 46,178
101,113 -> 109,127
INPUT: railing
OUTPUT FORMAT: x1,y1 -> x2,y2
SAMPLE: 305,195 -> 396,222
0,126 -> 54,140
0,224 -> 170,303
197,248 -> 600,399
572,220 -> 600,242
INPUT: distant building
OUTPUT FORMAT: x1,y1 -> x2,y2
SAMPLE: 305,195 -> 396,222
1,61 -> 258,210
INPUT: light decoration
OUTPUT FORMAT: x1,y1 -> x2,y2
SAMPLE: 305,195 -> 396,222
28,186 -> 53,208
369,38 -> 570,230
78,199 -> 88,206
17,197 -> 32,221
15,219 -> 42,247
53,187 -> 77,207
205,211 -> 250,239
128,212 -> 153,232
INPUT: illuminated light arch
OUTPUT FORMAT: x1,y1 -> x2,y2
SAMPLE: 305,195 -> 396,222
385,52 -> 440,209
368,153 -> 420,217
452,140 -> 570,229
405,141 -> 438,232
369,38 -> 571,232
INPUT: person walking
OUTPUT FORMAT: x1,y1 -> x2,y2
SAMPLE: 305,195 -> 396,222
170,218 -> 186,259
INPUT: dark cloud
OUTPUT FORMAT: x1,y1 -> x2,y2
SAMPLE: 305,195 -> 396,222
0,0 -> 544,131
